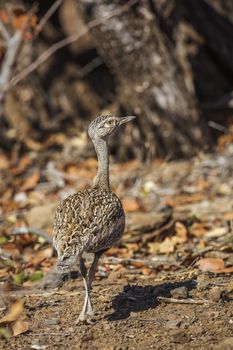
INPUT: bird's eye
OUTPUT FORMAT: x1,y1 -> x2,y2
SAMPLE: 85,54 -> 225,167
104,120 -> 115,127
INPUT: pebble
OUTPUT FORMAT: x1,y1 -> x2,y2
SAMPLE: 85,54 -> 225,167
44,318 -> 60,325
196,274 -> 211,291
31,344 -> 47,350
166,319 -> 182,329
170,286 -> 188,299
209,286 -> 224,302
171,331 -> 190,343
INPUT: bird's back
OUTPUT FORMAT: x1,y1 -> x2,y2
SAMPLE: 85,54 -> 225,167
53,188 -> 125,259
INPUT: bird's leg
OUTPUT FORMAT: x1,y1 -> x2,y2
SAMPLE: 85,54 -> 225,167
78,256 -> 89,322
86,251 -> 103,316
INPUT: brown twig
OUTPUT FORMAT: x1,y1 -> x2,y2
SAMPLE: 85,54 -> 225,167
0,20 -> 10,42
157,296 -> 208,305
7,0 -> 138,90
37,0 -> 64,35
0,289 -> 82,298
0,28 -> 22,117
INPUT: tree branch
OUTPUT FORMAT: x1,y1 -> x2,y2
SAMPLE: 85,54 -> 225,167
7,0 -> 138,90
0,30 -> 22,117
37,0 -> 64,35
0,19 -> 10,42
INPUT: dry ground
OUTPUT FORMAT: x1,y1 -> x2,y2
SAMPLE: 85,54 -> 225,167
0,143 -> 233,350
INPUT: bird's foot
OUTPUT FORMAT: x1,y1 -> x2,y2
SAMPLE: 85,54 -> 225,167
87,309 -> 101,317
75,314 -> 96,325
86,308 -> 94,317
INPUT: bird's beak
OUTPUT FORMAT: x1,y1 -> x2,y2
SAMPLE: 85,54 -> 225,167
119,116 -> 136,125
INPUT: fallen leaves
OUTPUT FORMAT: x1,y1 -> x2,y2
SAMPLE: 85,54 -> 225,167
12,319 -> 29,337
122,197 -> 141,212
167,193 -> 205,206
0,6 -> 38,41
0,300 -> 23,324
0,300 -> 29,338
196,258 -> 233,273
20,172 -> 40,191
148,221 -> 188,254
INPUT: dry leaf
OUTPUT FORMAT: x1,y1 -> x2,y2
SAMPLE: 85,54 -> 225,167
224,211 -> 233,221
175,222 -> 187,242
131,261 -> 145,268
196,258 -> 225,272
0,154 -> 10,170
142,267 -> 152,276
0,300 -> 23,324
189,222 -> 208,238
220,267 -> 233,273
21,173 -> 40,191
148,237 -> 175,254
25,139 -> 43,151
205,227 -> 228,238
122,197 -> 140,212
169,193 -> 205,206
12,319 -> 29,336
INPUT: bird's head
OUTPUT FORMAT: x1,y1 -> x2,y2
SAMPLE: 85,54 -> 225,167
56,254 -> 77,273
88,115 -> 136,140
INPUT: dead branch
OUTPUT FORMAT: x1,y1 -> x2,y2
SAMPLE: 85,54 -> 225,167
37,0 -> 64,35
7,0 -> 138,90
0,27 -> 22,116
0,20 -> 10,42
157,296 -> 208,304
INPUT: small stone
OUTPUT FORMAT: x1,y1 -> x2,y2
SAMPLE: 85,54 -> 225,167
209,286 -> 224,302
31,344 -> 47,350
170,286 -> 188,299
166,319 -> 182,329
196,274 -> 211,291
44,318 -> 60,325
171,331 -> 190,343
14,192 -> 27,203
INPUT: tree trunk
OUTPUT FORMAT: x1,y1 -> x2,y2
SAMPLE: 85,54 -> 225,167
78,0 -> 212,160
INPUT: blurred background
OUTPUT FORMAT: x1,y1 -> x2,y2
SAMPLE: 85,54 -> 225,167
0,0 -> 233,161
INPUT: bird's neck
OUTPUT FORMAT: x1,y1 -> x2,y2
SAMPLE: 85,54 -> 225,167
92,137 -> 110,191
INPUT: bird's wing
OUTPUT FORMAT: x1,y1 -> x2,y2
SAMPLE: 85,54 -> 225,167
53,189 -> 124,258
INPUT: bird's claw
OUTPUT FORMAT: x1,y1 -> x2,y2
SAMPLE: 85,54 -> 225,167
75,313 -> 96,325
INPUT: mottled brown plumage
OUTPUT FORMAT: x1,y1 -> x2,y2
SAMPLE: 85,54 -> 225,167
53,114 -> 135,323
54,189 -> 125,260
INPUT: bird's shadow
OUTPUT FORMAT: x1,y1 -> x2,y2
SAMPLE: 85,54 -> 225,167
106,279 -> 197,321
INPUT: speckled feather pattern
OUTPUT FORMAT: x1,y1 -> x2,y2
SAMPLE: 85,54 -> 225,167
53,188 -> 125,260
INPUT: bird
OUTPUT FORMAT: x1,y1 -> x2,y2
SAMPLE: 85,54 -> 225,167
53,114 -> 135,323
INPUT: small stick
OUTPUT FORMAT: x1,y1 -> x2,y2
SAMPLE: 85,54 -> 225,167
28,332 -> 72,336
0,20 -> 10,42
8,0 -> 139,90
37,0 -> 63,35
157,296 -> 208,305
0,290 -> 82,298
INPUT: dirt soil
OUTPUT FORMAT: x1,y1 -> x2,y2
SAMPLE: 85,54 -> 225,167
0,143 -> 233,350
2,271 -> 233,350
